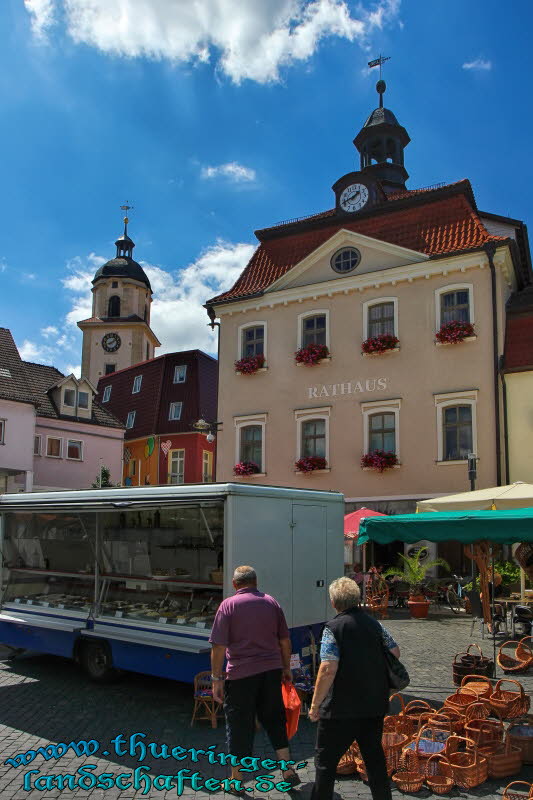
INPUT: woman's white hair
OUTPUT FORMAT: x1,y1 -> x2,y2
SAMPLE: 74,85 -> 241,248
329,576 -> 361,611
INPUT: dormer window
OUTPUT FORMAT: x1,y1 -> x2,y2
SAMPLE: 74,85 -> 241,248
132,375 -> 142,394
78,391 -> 89,409
64,389 -> 76,407
102,385 -> 111,403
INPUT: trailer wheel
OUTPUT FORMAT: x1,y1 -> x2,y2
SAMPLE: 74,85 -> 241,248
80,640 -> 118,683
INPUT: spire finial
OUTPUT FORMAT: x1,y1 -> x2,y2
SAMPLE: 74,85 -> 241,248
120,202 -> 133,236
376,79 -> 386,108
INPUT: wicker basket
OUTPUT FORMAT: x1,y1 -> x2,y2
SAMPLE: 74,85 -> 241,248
418,711 -> 463,735
336,741 -> 359,775
460,673 -> 493,701
382,731 -> 409,772
479,734 -> 522,779
403,699 -> 435,730
444,687 -> 478,715
425,754 -> 454,795
465,716 -> 504,748
452,643 -> 494,685
498,640 -> 533,675
508,717 -> 533,765
401,726 -> 449,773
502,780 -> 533,800
489,679 -> 531,719
444,735 -> 488,789
392,771 -> 424,792
515,542 -> 533,580
385,693 -> 414,738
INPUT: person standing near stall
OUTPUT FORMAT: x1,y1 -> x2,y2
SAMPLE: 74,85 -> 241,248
209,565 -> 301,792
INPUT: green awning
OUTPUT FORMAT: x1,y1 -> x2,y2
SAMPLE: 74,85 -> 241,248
358,507 -> 533,545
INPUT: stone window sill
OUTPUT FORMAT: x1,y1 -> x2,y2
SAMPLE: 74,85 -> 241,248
435,336 -> 477,347
362,464 -> 401,471
235,367 -> 268,375
294,468 -> 331,474
235,472 -> 266,477
296,357 -> 331,367
362,347 -> 400,357
435,459 -> 468,466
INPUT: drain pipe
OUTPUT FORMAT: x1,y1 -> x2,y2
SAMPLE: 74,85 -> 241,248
499,356 -> 511,484
483,242 -> 502,486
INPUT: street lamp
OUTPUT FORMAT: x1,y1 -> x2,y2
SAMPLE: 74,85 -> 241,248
192,418 -> 221,441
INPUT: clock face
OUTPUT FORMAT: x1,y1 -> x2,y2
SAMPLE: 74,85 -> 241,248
102,333 -> 121,353
339,183 -> 369,213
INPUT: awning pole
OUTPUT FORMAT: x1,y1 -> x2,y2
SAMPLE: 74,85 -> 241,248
491,548 -> 497,675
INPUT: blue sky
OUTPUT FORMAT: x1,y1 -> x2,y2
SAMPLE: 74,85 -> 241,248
2,0 -> 532,373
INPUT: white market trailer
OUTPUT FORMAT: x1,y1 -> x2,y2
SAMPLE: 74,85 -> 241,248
0,483 -> 344,683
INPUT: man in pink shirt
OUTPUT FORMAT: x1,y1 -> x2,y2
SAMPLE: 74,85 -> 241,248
210,565 -> 300,791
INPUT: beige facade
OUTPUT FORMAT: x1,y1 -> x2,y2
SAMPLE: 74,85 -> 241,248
213,234 -> 517,507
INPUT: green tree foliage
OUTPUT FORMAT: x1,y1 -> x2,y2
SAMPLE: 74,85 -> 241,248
91,466 -> 114,488
384,548 -> 450,594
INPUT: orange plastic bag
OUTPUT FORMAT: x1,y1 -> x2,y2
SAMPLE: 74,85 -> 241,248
282,682 -> 301,740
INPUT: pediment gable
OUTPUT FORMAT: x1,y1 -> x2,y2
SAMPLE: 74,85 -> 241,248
266,229 -> 429,293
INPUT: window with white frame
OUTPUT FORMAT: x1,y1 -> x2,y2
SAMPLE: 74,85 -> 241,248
241,325 -> 265,358
78,391 -> 89,409
362,399 -> 401,458
132,375 -> 142,394
67,440 -> 83,460
46,437 -> 62,458
173,365 -> 187,383
0,419 -> 5,445
435,284 -> 474,329
102,385 -> 111,403
235,414 -> 267,473
295,407 -> 330,463
301,314 -> 327,348
435,391 -> 477,463
168,449 -> 185,484
363,297 -> 398,340
202,451 -> 213,482
126,411 -> 136,429
169,401 -> 182,421
33,434 -> 41,455
63,388 -> 75,407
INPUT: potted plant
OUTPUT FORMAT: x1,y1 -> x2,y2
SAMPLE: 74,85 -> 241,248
295,343 -> 330,366
361,334 -> 399,355
233,461 -> 261,476
234,353 -> 266,374
436,320 -> 475,344
384,548 -> 450,619
295,456 -> 327,473
360,450 -> 398,472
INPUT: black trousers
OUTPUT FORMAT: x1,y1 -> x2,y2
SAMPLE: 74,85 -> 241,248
224,668 -> 288,759
311,716 -> 391,800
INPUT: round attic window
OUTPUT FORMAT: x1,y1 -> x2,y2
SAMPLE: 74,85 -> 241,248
331,247 -> 361,274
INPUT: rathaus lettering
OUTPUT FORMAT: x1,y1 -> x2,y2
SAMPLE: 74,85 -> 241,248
307,378 -> 388,399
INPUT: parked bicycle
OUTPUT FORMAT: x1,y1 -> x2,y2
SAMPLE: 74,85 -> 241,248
446,574 -> 470,613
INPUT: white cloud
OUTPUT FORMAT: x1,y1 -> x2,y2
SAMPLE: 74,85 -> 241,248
64,364 -> 82,378
201,162 -> 257,183
0,259 -> 7,273
462,58 -> 492,72
22,272 -> 37,282
24,0 -> 401,84
41,325 -> 59,338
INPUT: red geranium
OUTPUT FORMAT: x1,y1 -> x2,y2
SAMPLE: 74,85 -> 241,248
234,354 -> 266,374
233,461 -> 261,476
361,334 -> 399,354
295,343 -> 330,366
360,450 -> 398,473
436,321 -> 475,344
295,456 -> 327,473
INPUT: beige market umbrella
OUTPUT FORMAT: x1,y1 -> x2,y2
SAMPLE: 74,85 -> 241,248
417,481 -> 533,512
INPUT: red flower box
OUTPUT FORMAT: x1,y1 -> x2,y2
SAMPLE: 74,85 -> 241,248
360,450 -> 398,473
361,334 -> 399,354
295,343 -> 330,366
295,456 -> 327,473
436,320 -> 475,344
234,354 -> 266,374
233,461 -> 261,476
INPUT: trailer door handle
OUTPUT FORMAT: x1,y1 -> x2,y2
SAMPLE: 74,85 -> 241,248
316,580 -> 324,587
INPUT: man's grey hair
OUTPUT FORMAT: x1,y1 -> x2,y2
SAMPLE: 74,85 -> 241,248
329,577 -> 361,611
233,565 -> 257,587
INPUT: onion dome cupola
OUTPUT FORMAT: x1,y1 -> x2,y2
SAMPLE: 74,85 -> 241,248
353,80 -> 410,194
92,216 -> 151,291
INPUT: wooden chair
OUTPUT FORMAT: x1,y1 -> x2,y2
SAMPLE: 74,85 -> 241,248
368,585 -> 390,619
190,671 -> 224,728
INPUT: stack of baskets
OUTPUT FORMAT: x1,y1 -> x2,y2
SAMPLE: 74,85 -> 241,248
452,643 -> 495,686
508,716 -> 533,765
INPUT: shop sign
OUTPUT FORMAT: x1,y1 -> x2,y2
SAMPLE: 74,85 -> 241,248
307,377 -> 388,399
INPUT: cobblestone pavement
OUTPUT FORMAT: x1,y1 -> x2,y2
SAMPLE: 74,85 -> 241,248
0,608 -> 531,800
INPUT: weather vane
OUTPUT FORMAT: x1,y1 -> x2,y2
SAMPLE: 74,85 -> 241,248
368,54 -> 391,80
120,202 -> 133,235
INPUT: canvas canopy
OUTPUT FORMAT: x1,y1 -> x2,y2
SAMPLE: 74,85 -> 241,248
358,507 -> 533,546
417,481 -> 533,512
344,508 -> 386,541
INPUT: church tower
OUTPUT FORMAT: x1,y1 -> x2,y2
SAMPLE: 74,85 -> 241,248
78,214 -> 161,385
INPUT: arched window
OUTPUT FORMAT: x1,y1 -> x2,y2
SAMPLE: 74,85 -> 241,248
108,295 -> 121,317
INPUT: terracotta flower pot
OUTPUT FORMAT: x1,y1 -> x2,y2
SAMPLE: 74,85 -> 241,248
408,598 -> 430,619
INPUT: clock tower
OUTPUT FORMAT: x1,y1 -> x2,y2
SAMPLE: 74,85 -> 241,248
78,215 -> 161,385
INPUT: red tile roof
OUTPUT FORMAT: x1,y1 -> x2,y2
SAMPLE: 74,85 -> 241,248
208,181 -> 507,306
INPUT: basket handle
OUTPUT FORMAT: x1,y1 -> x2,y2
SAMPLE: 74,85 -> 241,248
460,673 -> 492,689
493,678 -> 526,697
464,701 -> 489,722
425,714 -> 453,734
503,782 -> 533,800
465,643 -> 484,657
389,692 -> 406,712
445,734 -> 478,758
405,699 -> 433,713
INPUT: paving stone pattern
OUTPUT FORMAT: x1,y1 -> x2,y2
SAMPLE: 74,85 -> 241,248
0,609 -> 530,800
